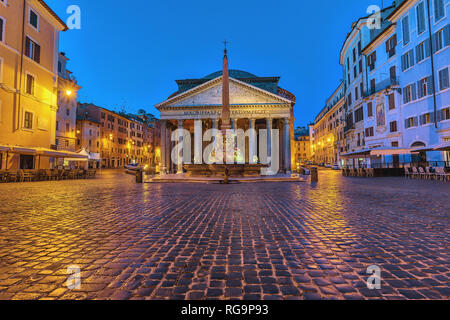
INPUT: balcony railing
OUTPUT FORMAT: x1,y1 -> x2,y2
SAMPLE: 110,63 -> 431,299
364,77 -> 399,97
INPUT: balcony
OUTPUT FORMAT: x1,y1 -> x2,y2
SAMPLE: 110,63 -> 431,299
364,77 -> 399,97
344,121 -> 355,133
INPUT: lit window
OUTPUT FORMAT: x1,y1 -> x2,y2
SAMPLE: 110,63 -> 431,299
24,111 -> 33,129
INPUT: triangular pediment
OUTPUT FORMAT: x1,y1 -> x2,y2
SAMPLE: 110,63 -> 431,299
156,76 -> 291,109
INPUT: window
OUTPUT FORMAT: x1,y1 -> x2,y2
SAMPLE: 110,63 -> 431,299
26,73 -> 35,95
66,108 -> 70,116
434,0 -> 445,22
391,141 -> 399,147
416,39 -> 431,63
365,127 -> 374,137
403,83 -> 417,104
367,102 -> 373,117
440,107 -> 450,121
359,59 -> 362,74
20,155 -> 34,169
355,87 -> 359,100
390,121 -> 398,132
355,107 -> 364,123
25,37 -> 40,63
386,35 -> 397,57
56,121 -> 59,131
29,8 -> 39,30
370,79 -> 376,93
358,42 -> 361,56
420,112 -> 434,125
418,76 -> 433,98
401,50 -> 415,71
405,116 -> 418,128
24,111 -> 33,129
417,2 -> 426,34
433,29 -> 444,52
368,51 -> 377,71
402,16 -> 410,45
347,93 -> 352,106
439,68 -> 449,91
0,16 -> 4,42
388,93 -> 396,110
352,48 -> 356,63
65,122 -> 70,132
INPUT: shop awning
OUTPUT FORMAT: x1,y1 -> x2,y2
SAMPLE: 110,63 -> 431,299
434,141 -> 450,151
64,149 -> 90,162
370,147 -> 413,156
36,148 -> 70,158
340,148 -> 372,158
11,146 -> 37,155
0,145 -> 11,152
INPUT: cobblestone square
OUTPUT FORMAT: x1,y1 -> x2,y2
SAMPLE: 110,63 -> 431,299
0,170 -> 448,300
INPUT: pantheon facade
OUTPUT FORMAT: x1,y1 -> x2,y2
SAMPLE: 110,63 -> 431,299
156,70 -> 296,174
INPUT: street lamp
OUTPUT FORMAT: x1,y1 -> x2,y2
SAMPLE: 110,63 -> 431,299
65,89 -> 72,96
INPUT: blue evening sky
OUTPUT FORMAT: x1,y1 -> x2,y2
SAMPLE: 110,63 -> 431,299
46,0 -> 388,127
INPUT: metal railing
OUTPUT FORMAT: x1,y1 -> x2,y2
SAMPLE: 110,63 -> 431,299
364,77 -> 399,97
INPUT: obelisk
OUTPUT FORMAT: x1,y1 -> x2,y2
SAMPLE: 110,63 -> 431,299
221,48 -> 231,131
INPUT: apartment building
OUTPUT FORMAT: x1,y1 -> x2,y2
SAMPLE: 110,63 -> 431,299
311,82 -> 346,165
77,103 -> 157,168
0,0 -> 67,169
56,52 -> 80,156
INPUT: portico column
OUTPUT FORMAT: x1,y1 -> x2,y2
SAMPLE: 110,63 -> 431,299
177,120 -> 184,174
212,118 -> 218,145
160,120 -> 167,174
249,119 -> 257,164
194,120 -> 203,164
284,117 -> 292,174
231,118 -> 238,130
266,118 -> 272,162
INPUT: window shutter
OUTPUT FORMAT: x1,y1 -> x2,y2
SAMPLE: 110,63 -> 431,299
34,43 -> 40,64
386,40 -> 390,52
0,19 -> 3,42
401,54 -> 406,71
430,112 -> 435,123
445,25 -> 450,47
432,33 -> 438,53
415,45 -> 420,62
428,76 -> 434,94
437,109 -> 442,122
405,119 -> 409,128
25,37 -> 30,57
412,83 -> 417,100
418,80 -> 423,98
425,38 -> 431,57
444,68 -> 449,89
409,49 -> 415,66
403,87 -> 407,104
413,117 -> 418,127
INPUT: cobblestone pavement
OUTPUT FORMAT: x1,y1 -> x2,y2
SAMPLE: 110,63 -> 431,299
0,169 -> 449,300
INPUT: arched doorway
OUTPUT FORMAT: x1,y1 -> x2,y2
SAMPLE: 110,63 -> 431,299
411,142 -> 426,164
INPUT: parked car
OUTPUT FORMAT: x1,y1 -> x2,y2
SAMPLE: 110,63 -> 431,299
332,164 -> 340,170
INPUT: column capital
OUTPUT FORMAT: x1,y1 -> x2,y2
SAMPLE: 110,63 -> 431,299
284,117 -> 291,124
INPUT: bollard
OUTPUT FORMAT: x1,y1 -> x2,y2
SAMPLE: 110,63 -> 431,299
136,169 -> 143,183
310,167 -> 318,183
